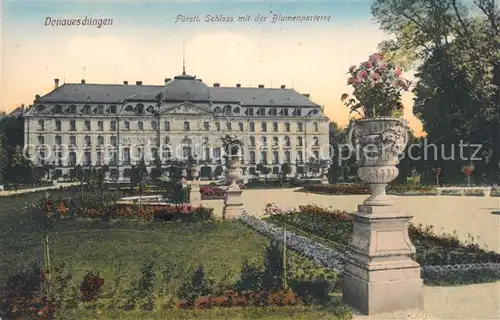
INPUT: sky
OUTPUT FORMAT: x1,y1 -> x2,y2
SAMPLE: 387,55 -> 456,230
1,0 -> 424,135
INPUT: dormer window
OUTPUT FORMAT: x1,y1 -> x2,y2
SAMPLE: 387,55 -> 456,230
268,108 -> 277,116
214,107 -> 221,113
68,105 -> 76,114
222,105 -> 232,116
54,105 -> 62,113
109,105 -> 117,113
245,108 -> 254,116
126,105 -> 133,112
233,107 -> 241,114
137,104 -> 144,114
256,107 -> 265,116
146,106 -> 155,113
83,105 -> 91,114
97,105 -> 104,114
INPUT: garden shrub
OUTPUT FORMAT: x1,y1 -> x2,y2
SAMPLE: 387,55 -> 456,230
80,271 -> 105,302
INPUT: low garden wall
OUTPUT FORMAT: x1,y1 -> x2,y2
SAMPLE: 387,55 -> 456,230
0,182 -> 83,197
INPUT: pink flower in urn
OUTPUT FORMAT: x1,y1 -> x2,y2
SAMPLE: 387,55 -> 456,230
347,77 -> 356,85
370,72 -> 381,81
365,60 -> 373,68
369,53 -> 383,61
357,69 -> 368,79
349,65 -> 357,73
393,67 -> 402,77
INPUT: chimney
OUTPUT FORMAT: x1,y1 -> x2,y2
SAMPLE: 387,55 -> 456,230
236,83 -> 241,88
35,94 -> 41,102
302,93 -> 310,98
81,79 -> 86,84
280,85 -> 286,89
136,81 -> 142,85
54,78 -> 60,89
197,79 -> 202,82
213,83 -> 220,87
165,78 -> 171,84
258,84 -> 265,88
123,81 -> 128,85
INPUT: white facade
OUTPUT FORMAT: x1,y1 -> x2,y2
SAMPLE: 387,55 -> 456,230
24,75 -> 330,179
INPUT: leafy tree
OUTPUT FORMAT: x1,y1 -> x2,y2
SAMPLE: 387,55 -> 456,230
280,163 -> 291,182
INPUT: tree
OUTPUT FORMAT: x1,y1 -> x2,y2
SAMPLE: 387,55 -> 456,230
214,165 -> 224,178
280,163 -> 291,183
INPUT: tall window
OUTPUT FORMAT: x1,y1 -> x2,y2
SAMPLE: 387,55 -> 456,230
249,151 -> 256,164
70,120 -> 76,131
164,121 -> 170,131
69,152 -> 77,166
284,123 -> 290,132
183,121 -> 190,131
313,136 -> 319,146
273,136 -> 279,146
297,151 -> 303,163
222,105 -> 232,116
96,151 -> 103,165
84,135 -> 91,146
110,151 -> 117,165
261,137 -> 267,147
110,121 -> 117,131
284,136 -> 290,146
297,136 -> 303,147
69,135 -> 76,146
313,122 -> 319,132
38,120 -> 45,131
151,121 -> 157,130
110,136 -> 117,146
297,122 -> 303,132
97,121 -> 104,131
272,122 -> 278,132
238,122 -> 244,131
215,122 -> 221,131
204,121 -> 210,131
124,121 -> 130,130
261,122 -> 267,132
55,135 -> 62,145
84,152 -> 92,165
37,135 -> 45,144
84,120 -> 91,131
285,151 -> 291,163
249,137 -> 255,146
97,136 -> 104,146
260,151 -> 268,164
273,151 -> 279,164
226,122 -> 232,131
123,148 -> 130,164
138,121 -> 144,131
55,120 -> 61,131
204,147 -> 211,161
249,122 -> 255,132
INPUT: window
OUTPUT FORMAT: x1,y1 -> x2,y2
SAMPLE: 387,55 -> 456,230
123,148 -> 130,164
269,108 -> 278,116
83,105 -> 91,114
260,151 -> 268,164
204,147 -> 211,161
282,108 -> 289,116
183,121 -> 190,131
38,149 -> 46,166
162,145 -> 171,160
256,107 -> 265,115
151,121 -> 157,130
98,136 -> 104,146
234,107 -> 241,114
226,122 -> 232,131
69,135 -> 76,146
164,121 -> 170,131
98,121 -> 103,131
313,122 -> 319,132
38,120 -> 45,131
245,108 -> 254,116
261,122 -> 267,132
249,137 -> 255,146
164,136 -> 170,144
238,122 -> 244,131
124,121 -> 130,130
97,105 -> 104,114
313,136 -> 319,146
297,151 -> 303,163
214,107 -> 221,113
84,136 -> 91,146
55,135 -> 62,145
109,151 -> 117,165
37,135 -> 45,144
261,137 -> 267,147
313,150 -> 319,160
69,152 -> 77,166
182,145 -> 192,159
69,120 -> 76,131
136,147 -> 144,160
109,105 -> 117,114
284,122 -> 290,132
272,122 -> 278,132
84,120 -> 91,131
273,136 -> 279,146
137,104 -> 144,114
84,152 -> 92,165
273,151 -> 279,164
249,122 -> 255,132
96,151 -> 102,165
297,136 -> 303,147
110,121 -> 117,131
285,151 -> 291,163
67,105 -> 76,114
215,122 -> 221,131
204,121 -> 210,131
110,136 -> 117,146
222,105 -> 232,116
54,105 -> 62,113
297,122 -> 303,132
249,151 -> 256,164
138,121 -> 144,131
55,120 -> 61,131
284,136 -> 290,147
214,147 -> 221,160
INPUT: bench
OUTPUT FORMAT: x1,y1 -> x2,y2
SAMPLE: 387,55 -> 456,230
436,187 -> 492,197
120,195 -> 164,202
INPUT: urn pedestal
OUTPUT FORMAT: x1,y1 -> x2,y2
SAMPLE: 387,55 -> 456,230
223,157 -> 244,219
343,117 -> 423,315
189,166 -> 201,207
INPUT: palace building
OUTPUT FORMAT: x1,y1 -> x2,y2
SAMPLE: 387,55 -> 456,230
24,69 -> 330,179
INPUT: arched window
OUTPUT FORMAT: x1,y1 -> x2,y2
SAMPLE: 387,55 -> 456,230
284,151 -> 291,163
124,121 -> 130,130
137,121 -> 144,131
284,122 -> 290,132
233,107 -> 241,114
272,122 -> 278,132
261,137 -> 267,147
226,122 -> 232,131
249,137 -> 255,146
261,122 -> 267,132
214,107 -> 221,113
238,122 -> 244,131
313,136 -> 319,146
273,136 -> 279,146
222,105 -> 232,116
183,121 -> 190,131
215,122 -> 221,131
249,151 -> 256,164
313,122 -> 319,132
297,136 -> 303,146
164,121 -> 170,131
269,108 -> 277,116
137,104 -> 144,114
249,122 -> 255,132
151,121 -> 157,130
284,136 -> 290,146
55,120 -> 61,131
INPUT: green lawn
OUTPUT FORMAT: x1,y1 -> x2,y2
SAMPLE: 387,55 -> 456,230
0,189 -> 350,319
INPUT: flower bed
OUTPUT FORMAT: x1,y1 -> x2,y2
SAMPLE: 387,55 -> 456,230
110,203 -> 214,222
263,204 -> 500,268
200,186 -> 226,200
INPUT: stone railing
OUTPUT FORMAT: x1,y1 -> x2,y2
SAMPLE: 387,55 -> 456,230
239,215 -> 500,277
0,181 -> 82,197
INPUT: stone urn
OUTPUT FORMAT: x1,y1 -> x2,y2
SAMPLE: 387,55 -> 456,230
225,156 -> 242,190
223,155 -> 244,218
351,117 -> 409,206
188,165 -> 201,207
189,165 -> 200,181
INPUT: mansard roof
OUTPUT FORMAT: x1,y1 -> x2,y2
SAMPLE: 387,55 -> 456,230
37,80 -> 320,107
